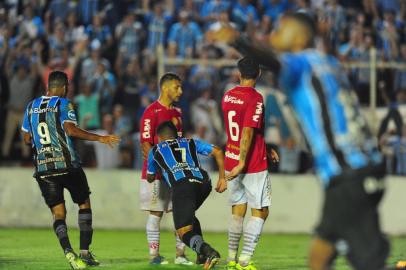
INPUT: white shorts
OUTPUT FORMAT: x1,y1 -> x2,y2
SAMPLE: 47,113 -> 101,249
228,170 -> 272,209
139,179 -> 172,212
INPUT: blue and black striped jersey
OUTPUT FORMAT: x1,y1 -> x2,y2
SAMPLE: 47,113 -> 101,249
22,96 -> 81,175
147,138 -> 213,187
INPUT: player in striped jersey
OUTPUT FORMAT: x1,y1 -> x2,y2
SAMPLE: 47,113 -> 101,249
147,121 -> 227,269
21,71 -> 120,269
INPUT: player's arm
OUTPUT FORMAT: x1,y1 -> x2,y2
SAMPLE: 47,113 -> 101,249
232,34 -> 281,74
146,148 -> 158,183
141,142 -> 153,160
21,104 -> 32,146
225,127 -> 254,181
23,131 -> 31,145
64,122 -> 120,147
210,146 -> 227,193
140,108 -> 155,160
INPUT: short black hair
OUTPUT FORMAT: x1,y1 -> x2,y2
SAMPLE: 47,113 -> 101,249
159,72 -> 181,88
156,121 -> 178,138
285,12 -> 317,43
48,70 -> 68,88
237,57 -> 260,80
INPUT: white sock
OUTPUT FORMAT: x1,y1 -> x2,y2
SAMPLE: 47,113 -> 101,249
228,215 -> 244,262
146,214 -> 161,257
175,232 -> 186,256
239,216 -> 265,266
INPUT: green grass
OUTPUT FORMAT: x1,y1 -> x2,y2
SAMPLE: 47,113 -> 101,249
0,229 -> 405,270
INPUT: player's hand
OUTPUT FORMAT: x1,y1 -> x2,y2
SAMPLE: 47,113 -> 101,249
99,135 -> 121,148
270,148 -> 279,163
215,178 -> 227,193
225,162 -> 245,181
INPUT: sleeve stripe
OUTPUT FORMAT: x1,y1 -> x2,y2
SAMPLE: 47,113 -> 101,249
21,127 -> 29,132
62,120 -> 77,125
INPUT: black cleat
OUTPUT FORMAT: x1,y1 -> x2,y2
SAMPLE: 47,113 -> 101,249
79,251 -> 100,266
196,253 -> 207,265
203,248 -> 220,269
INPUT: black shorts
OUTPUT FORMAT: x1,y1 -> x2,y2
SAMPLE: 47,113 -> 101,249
316,165 -> 389,270
35,168 -> 91,208
172,178 -> 212,230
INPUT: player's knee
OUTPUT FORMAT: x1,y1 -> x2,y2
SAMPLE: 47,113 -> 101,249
51,204 -> 66,220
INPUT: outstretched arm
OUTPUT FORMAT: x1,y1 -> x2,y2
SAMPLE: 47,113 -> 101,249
210,146 -> 227,193
63,122 -> 120,147
232,34 -> 281,74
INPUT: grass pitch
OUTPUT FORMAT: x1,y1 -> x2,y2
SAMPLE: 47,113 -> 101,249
0,229 -> 405,270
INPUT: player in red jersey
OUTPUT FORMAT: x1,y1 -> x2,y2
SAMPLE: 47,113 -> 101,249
139,72 -> 192,265
222,57 -> 278,270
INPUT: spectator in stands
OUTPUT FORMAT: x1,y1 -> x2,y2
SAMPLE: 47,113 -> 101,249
231,0 -> 259,31
115,13 -> 143,62
89,62 -> 116,114
1,53 -> 36,159
48,21 -> 67,60
325,0 -> 347,46
261,0 -> 291,23
395,43 -> 406,92
189,50 -> 219,95
200,0 -> 230,29
19,3 -> 45,39
85,13 -> 113,53
113,104 -> 132,167
65,11 -> 87,52
74,82 -> 101,130
48,0 -> 72,23
376,10 -> 402,60
77,0 -> 101,25
80,39 -> 110,80
168,10 -> 203,58
93,114 -> 120,169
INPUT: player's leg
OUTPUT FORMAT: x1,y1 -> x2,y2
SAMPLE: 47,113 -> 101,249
140,179 -> 169,264
237,171 -> 271,270
36,174 -> 86,270
173,182 -> 219,269
65,169 -> 97,266
308,237 -> 336,270
227,173 -> 247,269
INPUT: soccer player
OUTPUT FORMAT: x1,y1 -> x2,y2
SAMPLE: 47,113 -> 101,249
21,71 -> 120,269
139,72 -> 192,265
146,121 -> 227,270
222,57 -> 278,270
229,12 -> 390,270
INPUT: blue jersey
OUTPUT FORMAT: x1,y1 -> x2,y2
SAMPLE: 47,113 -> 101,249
147,138 -> 213,187
22,96 -> 81,175
278,50 -> 382,186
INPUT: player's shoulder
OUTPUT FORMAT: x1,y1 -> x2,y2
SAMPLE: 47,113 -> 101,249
172,106 -> 182,114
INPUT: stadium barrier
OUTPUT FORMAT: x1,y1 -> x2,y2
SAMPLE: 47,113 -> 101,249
0,168 -> 405,235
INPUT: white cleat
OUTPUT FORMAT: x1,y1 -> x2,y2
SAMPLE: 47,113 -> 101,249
175,255 -> 194,265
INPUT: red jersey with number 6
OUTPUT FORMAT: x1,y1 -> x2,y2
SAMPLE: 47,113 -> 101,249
221,86 -> 268,173
140,101 -> 183,179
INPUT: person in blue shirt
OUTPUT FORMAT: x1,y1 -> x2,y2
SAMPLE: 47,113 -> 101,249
228,12 -> 390,270
21,71 -> 120,269
147,121 -> 227,269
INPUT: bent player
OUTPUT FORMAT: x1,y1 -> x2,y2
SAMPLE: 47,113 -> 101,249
146,121 -> 227,269
222,57 -> 279,270
21,71 -> 120,269
230,12 -> 389,270
139,72 -> 192,265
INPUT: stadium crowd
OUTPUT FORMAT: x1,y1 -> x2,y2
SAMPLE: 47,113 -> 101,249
0,0 -> 405,173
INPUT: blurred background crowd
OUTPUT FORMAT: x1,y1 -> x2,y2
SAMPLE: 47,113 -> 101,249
0,0 -> 405,174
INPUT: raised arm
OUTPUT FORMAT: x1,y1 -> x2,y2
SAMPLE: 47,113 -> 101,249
232,34 -> 281,74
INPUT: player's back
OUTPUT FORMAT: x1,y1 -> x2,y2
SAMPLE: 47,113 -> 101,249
23,96 -> 80,175
149,138 -> 211,187
221,86 -> 268,173
279,50 -> 383,184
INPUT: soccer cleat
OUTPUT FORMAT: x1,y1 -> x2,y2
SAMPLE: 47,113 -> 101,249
80,251 -> 100,266
175,255 -> 194,265
196,254 -> 207,265
150,255 -> 169,265
203,248 -> 221,270
397,261 -> 406,269
236,261 -> 257,270
65,250 -> 87,269
226,260 -> 237,270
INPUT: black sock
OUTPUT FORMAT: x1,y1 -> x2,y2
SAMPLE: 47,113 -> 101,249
193,217 -> 202,236
78,208 -> 93,250
182,230 -> 210,255
53,219 -> 72,252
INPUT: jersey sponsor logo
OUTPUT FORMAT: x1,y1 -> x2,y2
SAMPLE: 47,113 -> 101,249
37,146 -> 62,154
224,95 -> 244,104
68,110 -> 76,121
30,107 -> 58,114
189,178 -> 202,184
225,151 -> 239,160
37,156 -> 65,165
253,102 -> 263,122
142,119 -> 151,139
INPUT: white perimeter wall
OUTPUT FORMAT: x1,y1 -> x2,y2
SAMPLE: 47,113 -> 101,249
0,168 -> 405,235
